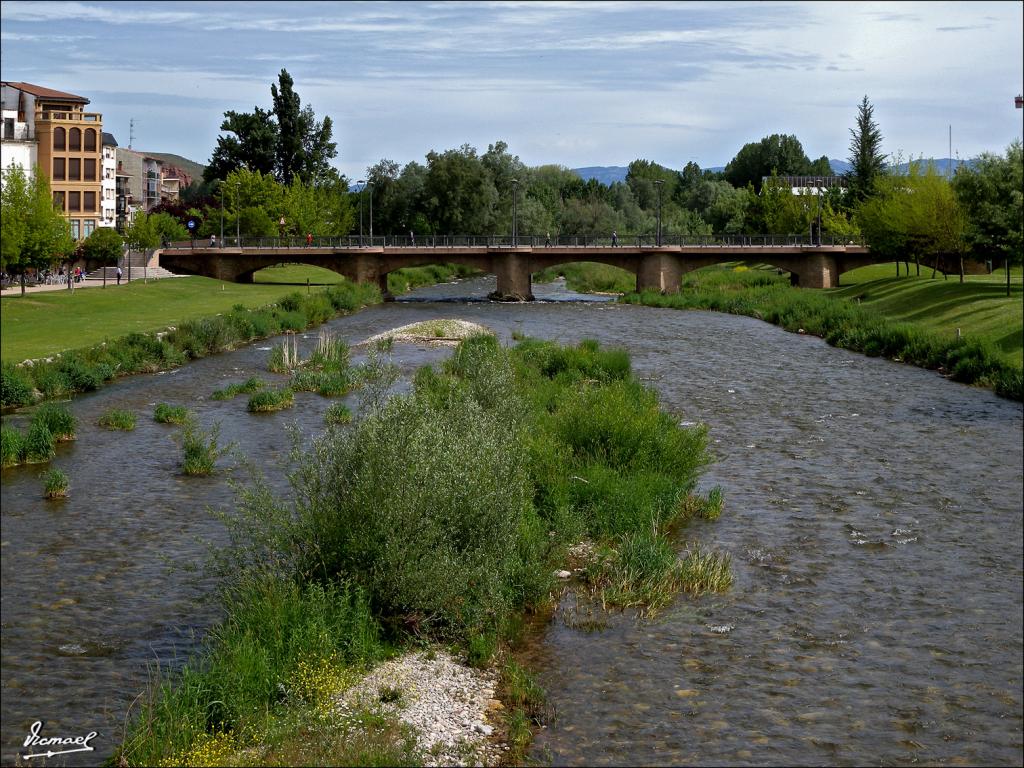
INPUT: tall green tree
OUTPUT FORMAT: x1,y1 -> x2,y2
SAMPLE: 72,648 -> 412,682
203,108 -> 278,183
1,165 -> 74,295
81,226 -> 124,287
724,134 -> 817,191
205,70 -> 338,187
846,95 -> 887,202
952,140 -> 1023,271
856,162 -> 967,278
423,144 -> 497,234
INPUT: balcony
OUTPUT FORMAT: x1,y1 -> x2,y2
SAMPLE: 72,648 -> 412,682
34,110 -> 102,123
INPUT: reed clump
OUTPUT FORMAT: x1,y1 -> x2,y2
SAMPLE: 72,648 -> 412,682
41,467 -> 69,498
153,403 -> 190,424
179,419 -> 229,476
247,388 -> 295,413
211,377 -> 265,401
98,408 -> 136,431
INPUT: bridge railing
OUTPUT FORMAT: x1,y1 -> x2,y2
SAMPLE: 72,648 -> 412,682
166,233 -> 865,250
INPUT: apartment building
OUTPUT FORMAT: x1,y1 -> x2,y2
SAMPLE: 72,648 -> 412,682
101,132 -> 117,228
115,147 -> 180,220
1,81 -> 106,239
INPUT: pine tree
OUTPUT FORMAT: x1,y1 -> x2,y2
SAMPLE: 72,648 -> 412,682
847,95 -> 887,202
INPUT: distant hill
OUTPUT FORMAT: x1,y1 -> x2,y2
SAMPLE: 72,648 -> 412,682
140,152 -> 206,184
573,159 -> 971,185
572,166 -> 630,185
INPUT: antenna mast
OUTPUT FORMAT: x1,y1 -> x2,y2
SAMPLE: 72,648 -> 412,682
129,118 -> 135,149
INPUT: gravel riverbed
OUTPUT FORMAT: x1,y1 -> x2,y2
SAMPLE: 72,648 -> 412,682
333,650 -> 505,767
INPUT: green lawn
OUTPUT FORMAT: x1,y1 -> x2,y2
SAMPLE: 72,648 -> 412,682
1,271 -> 347,362
832,264 -> 1023,366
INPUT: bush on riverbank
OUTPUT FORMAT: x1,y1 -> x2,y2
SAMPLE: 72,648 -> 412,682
622,268 -> 1023,400
0,281 -> 379,410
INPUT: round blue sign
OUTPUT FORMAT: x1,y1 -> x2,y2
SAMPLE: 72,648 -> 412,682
187,219 -> 196,230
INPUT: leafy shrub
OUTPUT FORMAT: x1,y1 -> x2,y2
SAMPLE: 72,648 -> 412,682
324,403 -> 352,425
98,409 -> 136,431
57,356 -> 104,393
275,310 -> 307,333
1,363 -> 35,408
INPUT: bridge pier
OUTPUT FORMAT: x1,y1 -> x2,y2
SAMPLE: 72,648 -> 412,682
792,254 -> 839,289
636,252 -> 682,294
491,251 -> 533,301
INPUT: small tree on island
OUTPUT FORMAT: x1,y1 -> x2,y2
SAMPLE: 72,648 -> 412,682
81,226 -> 124,287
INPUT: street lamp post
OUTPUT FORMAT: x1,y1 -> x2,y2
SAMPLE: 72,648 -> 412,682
367,181 -> 374,244
234,179 -> 240,246
816,190 -> 823,246
219,181 -> 224,244
357,179 -> 365,245
511,178 -> 519,247
654,179 -> 664,246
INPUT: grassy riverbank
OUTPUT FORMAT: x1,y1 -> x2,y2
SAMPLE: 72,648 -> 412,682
115,334 -> 727,766
536,262 -> 1022,398
0,264 -> 479,363
0,264 -> 483,410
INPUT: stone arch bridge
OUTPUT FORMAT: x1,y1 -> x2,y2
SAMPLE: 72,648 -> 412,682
160,235 -> 879,300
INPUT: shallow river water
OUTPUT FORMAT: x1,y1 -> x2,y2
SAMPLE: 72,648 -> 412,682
1,276 -> 1021,766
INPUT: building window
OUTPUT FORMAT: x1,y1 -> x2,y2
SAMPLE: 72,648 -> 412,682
70,219 -> 81,240
83,128 -> 97,152
69,158 -> 81,181
69,191 -> 81,212
53,127 -> 66,150
3,118 -> 13,139
53,191 -> 65,211
84,158 -> 96,181
69,127 -> 81,151
53,157 -> 66,181
84,191 -> 96,211
84,219 -> 96,237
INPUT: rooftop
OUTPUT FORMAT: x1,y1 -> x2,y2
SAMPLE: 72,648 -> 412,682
1,81 -> 90,104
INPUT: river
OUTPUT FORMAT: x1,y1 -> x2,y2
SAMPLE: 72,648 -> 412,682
1,276 -> 1021,766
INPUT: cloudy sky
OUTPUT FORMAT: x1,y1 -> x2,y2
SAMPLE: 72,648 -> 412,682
2,1 -> 1022,179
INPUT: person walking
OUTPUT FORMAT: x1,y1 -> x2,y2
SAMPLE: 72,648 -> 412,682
306,232 -> 313,247
611,230 -> 619,247
545,231 -> 552,247
409,230 -> 415,246
210,234 -> 217,248
116,266 -> 123,285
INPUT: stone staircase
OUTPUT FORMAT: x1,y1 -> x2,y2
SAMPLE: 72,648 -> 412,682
84,251 -> 182,282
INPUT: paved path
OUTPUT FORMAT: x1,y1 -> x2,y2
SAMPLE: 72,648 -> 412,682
1,276 -> 174,297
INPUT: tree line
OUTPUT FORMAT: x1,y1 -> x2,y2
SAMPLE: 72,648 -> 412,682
2,75 -> 1020,292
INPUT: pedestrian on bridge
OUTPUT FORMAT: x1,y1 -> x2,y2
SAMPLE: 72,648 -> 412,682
409,230 -> 415,246
545,232 -> 552,247
611,230 -> 619,247
210,234 -> 216,248
306,232 -> 313,247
